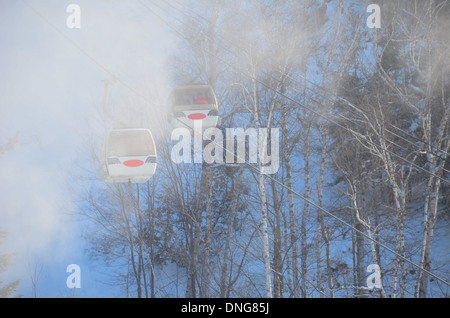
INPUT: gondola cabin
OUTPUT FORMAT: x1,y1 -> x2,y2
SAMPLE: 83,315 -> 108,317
169,85 -> 219,131
102,128 -> 157,183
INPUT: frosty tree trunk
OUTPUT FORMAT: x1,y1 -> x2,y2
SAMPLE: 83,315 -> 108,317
259,167 -> 272,298
286,146 -> 300,297
185,175 -> 203,298
355,219 -> 365,294
281,104 -> 299,297
135,184 -> 148,298
187,214 -> 201,298
390,183 -> 407,298
318,129 -> 334,298
270,179 -> 284,298
200,165 -> 213,297
315,123 -> 330,297
199,8 -> 219,298
315,214 -> 323,297
220,166 -> 243,297
300,120 -> 311,298
321,216 -> 334,298
147,178 -> 156,298
250,72 -> 272,298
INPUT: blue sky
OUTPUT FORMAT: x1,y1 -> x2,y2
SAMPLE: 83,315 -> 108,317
0,0 -> 177,297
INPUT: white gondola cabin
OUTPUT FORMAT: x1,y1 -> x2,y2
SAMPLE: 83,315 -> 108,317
102,128 -> 157,183
168,84 -> 219,131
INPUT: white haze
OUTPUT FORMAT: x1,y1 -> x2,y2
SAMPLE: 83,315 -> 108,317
0,0 -> 177,297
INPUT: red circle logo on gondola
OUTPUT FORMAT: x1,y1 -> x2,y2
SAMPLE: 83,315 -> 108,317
124,160 -> 144,167
188,113 -> 207,120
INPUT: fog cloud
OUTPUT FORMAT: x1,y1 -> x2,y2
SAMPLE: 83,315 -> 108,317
0,0 -> 176,296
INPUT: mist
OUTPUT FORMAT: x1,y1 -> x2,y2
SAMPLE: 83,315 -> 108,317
0,0 -> 176,297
